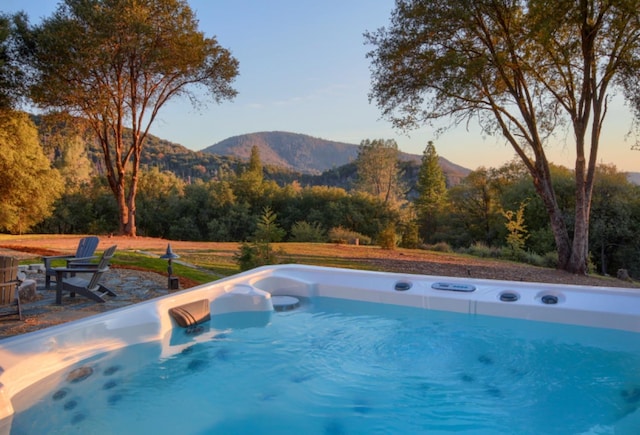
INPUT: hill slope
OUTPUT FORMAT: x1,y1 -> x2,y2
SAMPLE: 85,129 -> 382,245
202,131 -> 471,184
202,131 -> 359,174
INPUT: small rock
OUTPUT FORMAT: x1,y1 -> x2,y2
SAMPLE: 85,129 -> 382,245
18,279 -> 38,303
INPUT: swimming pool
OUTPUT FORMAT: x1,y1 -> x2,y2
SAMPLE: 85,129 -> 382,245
0,264 -> 639,433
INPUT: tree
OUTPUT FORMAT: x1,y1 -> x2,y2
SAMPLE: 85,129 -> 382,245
447,168 -> 503,246
233,145 -> 265,207
354,138 -> 404,205
136,167 -> 185,238
0,110 -> 63,233
248,145 -> 263,175
16,0 -> 239,236
366,0 -> 640,274
589,164 -> 638,275
501,201 -> 530,256
414,141 -> 447,242
0,14 -> 24,109
498,163 -> 575,255
235,206 -> 285,271
38,114 -> 93,190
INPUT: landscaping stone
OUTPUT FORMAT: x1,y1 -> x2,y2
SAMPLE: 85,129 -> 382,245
18,279 -> 38,303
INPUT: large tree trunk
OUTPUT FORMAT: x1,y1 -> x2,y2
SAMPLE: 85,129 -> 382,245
115,193 -> 137,237
115,186 -> 128,235
530,167 -> 573,272
566,148 -> 596,275
568,184 -> 590,275
122,206 -> 136,237
123,166 -> 139,237
117,154 -> 141,237
536,180 -> 572,270
115,182 -> 136,237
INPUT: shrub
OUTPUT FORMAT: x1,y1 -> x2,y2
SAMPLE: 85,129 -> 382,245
463,242 -> 501,258
541,251 -> 558,268
423,242 -> 453,253
234,206 -> 284,271
501,202 -> 529,255
377,224 -> 398,250
500,247 -> 543,265
290,221 -> 326,242
328,226 -> 371,245
234,242 -> 281,271
522,251 -> 544,267
399,221 -> 420,249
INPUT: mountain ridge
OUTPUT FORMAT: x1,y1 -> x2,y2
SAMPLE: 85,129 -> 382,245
201,131 -> 472,183
201,131 -> 359,174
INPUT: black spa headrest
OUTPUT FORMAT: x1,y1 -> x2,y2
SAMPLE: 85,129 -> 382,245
169,299 -> 211,328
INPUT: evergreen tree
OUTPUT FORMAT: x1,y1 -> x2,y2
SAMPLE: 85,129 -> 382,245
235,206 -> 285,271
248,145 -> 263,177
233,145 -> 265,207
414,141 -> 447,242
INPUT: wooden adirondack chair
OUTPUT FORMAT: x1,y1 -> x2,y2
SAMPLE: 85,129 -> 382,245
54,245 -> 118,305
43,236 -> 100,289
0,256 -> 23,320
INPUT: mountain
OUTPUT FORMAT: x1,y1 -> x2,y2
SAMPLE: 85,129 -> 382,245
202,131 -> 471,184
202,131 -> 359,174
628,172 -> 640,185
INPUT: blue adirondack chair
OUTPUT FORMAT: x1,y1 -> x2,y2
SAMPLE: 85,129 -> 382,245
43,236 -> 100,289
53,245 -> 118,304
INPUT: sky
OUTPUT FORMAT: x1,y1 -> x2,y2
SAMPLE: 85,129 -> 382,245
3,0 -> 639,172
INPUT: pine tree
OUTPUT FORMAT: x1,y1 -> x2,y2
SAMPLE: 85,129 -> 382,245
415,141 -> 447,242
233,145 -> 264,204
248,145 -> 263,177
235,206 -> 285,271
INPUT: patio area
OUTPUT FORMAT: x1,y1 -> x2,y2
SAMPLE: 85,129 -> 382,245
0,264 -> 171,339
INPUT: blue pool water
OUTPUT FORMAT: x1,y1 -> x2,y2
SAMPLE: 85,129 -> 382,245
10,298 -> 640,434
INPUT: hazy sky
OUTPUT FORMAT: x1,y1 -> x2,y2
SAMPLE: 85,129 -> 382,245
4,0 -> 639,171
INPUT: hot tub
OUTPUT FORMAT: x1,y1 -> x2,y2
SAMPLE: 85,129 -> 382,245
0,264 -> 638,433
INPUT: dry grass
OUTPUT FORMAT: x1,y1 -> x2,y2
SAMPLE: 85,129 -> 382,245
1,235 -> 637,289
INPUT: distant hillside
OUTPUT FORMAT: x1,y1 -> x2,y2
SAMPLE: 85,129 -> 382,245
202,131 -> 471,185
202,131 -> 358,174
86,134 -> 243,181
628,172 -> 640,185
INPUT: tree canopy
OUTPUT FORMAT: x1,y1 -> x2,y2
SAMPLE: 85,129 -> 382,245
0,110 -> 63,233
415,141 -> 447,241
0,14 -> 24,110
15,0 -> 239,236
366,0 -> 640,273
355,138 -> 404,205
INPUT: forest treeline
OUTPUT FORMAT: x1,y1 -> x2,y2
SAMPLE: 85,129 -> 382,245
2,110 -> 639,278
4,1 -> 640,277
16,116 -> 639,279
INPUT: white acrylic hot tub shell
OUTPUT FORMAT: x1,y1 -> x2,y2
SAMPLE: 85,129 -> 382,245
0,264 -> 639,433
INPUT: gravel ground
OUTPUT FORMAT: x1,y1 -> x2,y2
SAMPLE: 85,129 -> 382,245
0,267 -> 173,338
